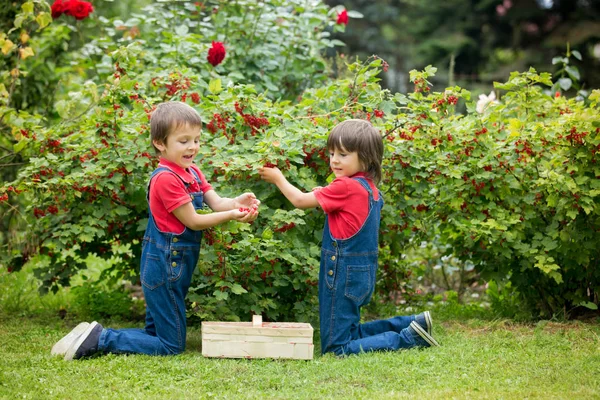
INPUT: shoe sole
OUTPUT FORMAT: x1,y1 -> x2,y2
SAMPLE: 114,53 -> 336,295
64,321 -> 98,361
423,311 -> 432,335
51,322 -> 90,356
410,321 -> 439,347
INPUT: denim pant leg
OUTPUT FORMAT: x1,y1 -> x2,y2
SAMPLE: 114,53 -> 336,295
358,315 -> 415,337
98,279 -> 186,355
323,305 -> 424,355
341,326 -> 424,355
321,265 -> 424,355
98,243 -> 196,356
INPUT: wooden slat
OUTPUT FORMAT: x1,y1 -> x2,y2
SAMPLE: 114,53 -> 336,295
202,333 -> 313,344
201,322 -> 313,337
202,340 -> 314,360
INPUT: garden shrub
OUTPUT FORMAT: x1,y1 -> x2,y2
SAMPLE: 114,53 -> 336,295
2,0 -> 599,321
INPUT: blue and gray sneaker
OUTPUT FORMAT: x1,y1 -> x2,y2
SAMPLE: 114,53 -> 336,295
409,320 -> 439,347
415,311 -> 433,336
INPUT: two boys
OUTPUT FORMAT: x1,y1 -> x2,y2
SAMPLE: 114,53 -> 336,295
53,102 -> 437,360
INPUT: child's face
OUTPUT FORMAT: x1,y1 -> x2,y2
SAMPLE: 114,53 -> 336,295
153,123 -> 201,169
329,146 -> 362,179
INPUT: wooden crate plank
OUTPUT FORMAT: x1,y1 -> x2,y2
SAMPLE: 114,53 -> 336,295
202,322 -> 313,337
202,333 -> 313,344
202,340 -> 313,360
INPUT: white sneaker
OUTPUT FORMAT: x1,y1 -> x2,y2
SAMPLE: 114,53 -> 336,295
51,322 -> 90,356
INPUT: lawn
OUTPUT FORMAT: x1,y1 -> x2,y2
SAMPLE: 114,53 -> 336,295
1,313 -> 599,399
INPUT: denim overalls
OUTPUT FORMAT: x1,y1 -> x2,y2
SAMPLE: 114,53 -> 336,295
320,177 -> 428,355
98,166 -> 203,355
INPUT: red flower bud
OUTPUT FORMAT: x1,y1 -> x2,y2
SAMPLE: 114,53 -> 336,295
207,41 -> 226,67
336,10 -> 349,25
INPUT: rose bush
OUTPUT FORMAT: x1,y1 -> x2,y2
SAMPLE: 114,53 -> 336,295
0,0 -> 360,322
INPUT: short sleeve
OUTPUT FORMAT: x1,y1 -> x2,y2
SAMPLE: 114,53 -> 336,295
151,173 -> 193,213
313,178 -> 350,214
190,165 -> 213,193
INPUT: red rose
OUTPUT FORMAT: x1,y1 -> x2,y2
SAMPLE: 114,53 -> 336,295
51,0 -> 68,18
207,41 -> 226,67
65,0 -> 94,20
336,10 -> 349,25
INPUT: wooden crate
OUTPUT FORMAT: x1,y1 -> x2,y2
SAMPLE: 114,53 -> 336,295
201,315 -> 314,360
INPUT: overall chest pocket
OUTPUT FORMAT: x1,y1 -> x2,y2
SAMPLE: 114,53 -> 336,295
344,265 -> 374,304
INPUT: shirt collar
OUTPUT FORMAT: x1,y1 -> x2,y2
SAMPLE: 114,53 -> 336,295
351,172 -> 368,179
158,158 -> 196,184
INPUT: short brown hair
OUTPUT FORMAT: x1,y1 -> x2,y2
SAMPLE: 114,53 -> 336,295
327,119 -> 384,184
150,101 -> 202,154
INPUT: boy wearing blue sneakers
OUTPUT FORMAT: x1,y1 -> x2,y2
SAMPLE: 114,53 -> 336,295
260,119 -> 439,355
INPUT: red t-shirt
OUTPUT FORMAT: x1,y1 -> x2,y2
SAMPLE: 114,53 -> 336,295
313,172 -> 379,239
149,158 -> 213,234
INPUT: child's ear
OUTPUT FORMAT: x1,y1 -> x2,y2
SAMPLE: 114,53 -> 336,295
153,139 -> 166,153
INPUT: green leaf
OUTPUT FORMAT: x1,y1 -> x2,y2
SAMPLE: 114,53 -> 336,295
565,66 -> 580,82
558,78 -> 572,91
541,237 -> 558,251
571,50 -> 582,61
21,1 -> 34,14
589,190 -> 600,197
175,25 -> 189,36
566,209 -> 578,219
346,11 -> 363,18
213,290 -> 228,301
13,139 -> 27,154
35,12 -> 52,30
13,15 -> 25,29
261,227 -> 273,240
230,284 -> 247,295
208,79 -> 222,94
578,301 -> 598,310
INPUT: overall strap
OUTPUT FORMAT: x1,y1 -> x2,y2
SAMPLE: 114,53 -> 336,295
352,177 -> 373,195
353,176 -> 383,203
352,177 -> 375,209
146,166 -> 191,202
188,166 -> 202,186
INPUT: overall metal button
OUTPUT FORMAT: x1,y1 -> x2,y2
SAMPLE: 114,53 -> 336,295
172,251 -> 178,256
173,238 -> 179,243
331,256 -> 336,261
328,270 -> 333,276
332,242 -> 337,247
171,262 -> 177,267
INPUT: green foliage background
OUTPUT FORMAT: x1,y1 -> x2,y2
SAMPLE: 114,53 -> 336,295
325,0 -> 600,94
1,0 -> 599,322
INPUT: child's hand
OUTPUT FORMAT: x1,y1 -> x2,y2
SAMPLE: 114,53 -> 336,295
258,166 -> 284,184
232,206 -> 258,223
235,192 -> 261,209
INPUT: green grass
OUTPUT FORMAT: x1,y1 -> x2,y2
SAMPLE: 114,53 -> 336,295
1,314 -> 599,399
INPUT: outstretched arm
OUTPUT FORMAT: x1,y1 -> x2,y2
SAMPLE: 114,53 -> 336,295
203,190 -> 260,212
258,167 -> 319,209
172,201 -> 256,231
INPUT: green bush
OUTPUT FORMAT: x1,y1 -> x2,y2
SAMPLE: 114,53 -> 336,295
70,280 -> 144,321
2,0 -> 599,322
